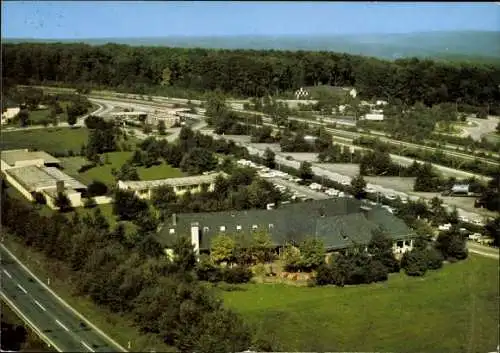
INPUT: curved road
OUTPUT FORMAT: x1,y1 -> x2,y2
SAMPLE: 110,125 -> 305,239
0,244 -> 127,352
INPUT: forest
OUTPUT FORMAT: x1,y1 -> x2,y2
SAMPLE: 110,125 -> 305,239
2,43 -> 500,113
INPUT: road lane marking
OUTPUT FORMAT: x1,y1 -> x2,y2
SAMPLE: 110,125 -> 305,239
55,319 -> 69,332
3,269 -> 12,278
17,284 -> 28,294
81,341 -> 95,352
34,300 -> 46,311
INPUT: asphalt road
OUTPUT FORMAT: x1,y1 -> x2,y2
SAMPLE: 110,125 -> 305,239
467,242 -> 500,260
0,244 -> 126,353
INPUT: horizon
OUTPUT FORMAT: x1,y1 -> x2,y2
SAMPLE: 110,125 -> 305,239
2,1 -> 500,39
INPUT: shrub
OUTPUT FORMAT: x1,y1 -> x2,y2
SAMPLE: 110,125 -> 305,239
401,249 -> 428,277
195,260 -> 223,283
315,264 -> 336,286
222,266 -> 253,284
83,197 -> 97,209
425,247 -> 444,270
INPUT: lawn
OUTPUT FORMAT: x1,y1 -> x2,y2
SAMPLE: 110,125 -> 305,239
1,127 -> 89,155
60,151 -> 184,186
222,256 -> 499,353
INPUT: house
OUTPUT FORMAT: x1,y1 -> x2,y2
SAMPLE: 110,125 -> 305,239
157,198 -> 415,256
116,172 -> 227,199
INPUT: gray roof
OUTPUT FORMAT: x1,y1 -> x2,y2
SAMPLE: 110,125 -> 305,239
4,165 -> 87,192
118,172 -> 227,190
157,198 -> 414,251
1,149 -> 61,166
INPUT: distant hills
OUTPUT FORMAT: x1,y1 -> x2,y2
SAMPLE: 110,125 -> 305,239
4,31 -> 500,62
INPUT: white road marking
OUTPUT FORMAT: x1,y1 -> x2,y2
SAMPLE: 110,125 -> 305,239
17,284 -> 28,294
3,269 -> 12,278
55,319 -> 69,332
81,341 -> 95,352
34,300 -> 46,311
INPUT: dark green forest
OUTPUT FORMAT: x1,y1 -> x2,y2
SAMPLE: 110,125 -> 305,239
2,43 -> 500,112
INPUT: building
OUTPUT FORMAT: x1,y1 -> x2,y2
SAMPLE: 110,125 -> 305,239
116,172 -> 227,199
1,149 -> 61,170
1,107 -> 20,125
1,149 -> 87,209
363,113 -> 385,121
157,198 -> 415,256
2,165 -> 87,209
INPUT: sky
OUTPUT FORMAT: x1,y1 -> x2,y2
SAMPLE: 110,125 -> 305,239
2,1 -> 500,39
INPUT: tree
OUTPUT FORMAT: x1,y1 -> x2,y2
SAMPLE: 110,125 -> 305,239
66,107 -> 78,126
368,230 -> 400,273
263,148 -> 276,169
210,234 -> 236,265
436,226 -> 468,261
114,163 -> 140,181
299,161 -> 314,181
350,174 -> 367,200
485,216 -> 500,247
113,189 -> 148,221
17,109 -> 30,127
157,120 -> 167,135
32,192 -> 47,205
180,148 -> 218,175
54,192 -> 72,212
496,122 -> 500,134
151,185 -> 177,217
87,180 -> 108,197
251,230 -> 274,263
299,238 -> 326,271
401,249 -> 428,276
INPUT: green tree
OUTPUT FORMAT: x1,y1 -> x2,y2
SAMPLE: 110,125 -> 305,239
299,161 -> 314,181
180,148 -> 218,175
263,147 -> 276,169
157,120 -> 167,135
436,226 -> 468,261
151,185 -> 177,217
17,109 -> 30,127
368,230 -> 400,273
54,192 -> 72,212
350,174 -> 367,200
401,249 -> 428,276
83,197 -> 97,208
210,234 -> 236,265
113,189 -> 148,221
251,230 -> 274,263
299,237 -> 326,271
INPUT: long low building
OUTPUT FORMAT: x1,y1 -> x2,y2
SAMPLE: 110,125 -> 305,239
157,198 -> 415,256
1,149 -> 87,209
116,172 -> 227,199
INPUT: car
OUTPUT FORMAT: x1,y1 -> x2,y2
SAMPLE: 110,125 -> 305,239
386,194 -> 397,200
468,233 -> 481,241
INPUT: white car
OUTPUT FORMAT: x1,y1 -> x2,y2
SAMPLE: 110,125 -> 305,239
438,223 -> 452,231
468,233 -> 481,241
386,194 -> 397,201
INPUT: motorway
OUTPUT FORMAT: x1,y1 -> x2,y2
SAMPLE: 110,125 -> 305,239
0,244 -> 126,352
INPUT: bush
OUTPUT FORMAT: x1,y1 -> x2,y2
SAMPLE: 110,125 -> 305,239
32,192 -> 46,205
315,264 -> 336,286
425,247 -> 444,270
195,260 -> 223,283
77,164 -> 95,173
83,197 -> 97,209
367,260 -> 389,282
222,266 -> 253,284
401,250 -> 428,277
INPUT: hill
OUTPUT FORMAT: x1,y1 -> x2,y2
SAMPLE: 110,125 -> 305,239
3,31 -> 500,62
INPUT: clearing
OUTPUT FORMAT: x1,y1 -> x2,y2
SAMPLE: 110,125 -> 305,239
60,151 -> 184,186
1,127 -> 89,155
222,255 -> 499,353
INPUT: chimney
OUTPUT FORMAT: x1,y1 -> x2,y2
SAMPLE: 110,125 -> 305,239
56,180 -> 65,193
191,222 -> 200,256
172,213 -> 177,226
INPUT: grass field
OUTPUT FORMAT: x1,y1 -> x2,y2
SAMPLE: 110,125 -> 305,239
60,151 -> 184,186
222,256 -> 499,353
2,236 -> 176,353
1,127 -> 89,155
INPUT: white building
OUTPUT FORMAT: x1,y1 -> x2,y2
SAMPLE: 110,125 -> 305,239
1,107 -> 21,125
363,113 -> 385,121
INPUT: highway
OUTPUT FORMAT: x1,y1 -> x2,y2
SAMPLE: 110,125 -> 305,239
0,244 -> 126,353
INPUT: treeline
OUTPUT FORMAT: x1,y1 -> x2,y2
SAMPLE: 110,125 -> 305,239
2,42 -> 500,109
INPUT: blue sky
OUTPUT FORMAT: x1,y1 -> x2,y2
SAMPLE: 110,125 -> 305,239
2,1 -> 499,38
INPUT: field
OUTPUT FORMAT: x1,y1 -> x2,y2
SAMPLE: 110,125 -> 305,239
60,151 -> 184,186
1,127 -> 89,155
222,256 -> 499,353
484,133 -> 500,144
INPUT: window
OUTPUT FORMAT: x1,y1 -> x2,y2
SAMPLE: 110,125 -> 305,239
169,228 -> 175,235
404,240 -> 409,246
268,223 -> 274,230
220,226 -> 226,232
252,224 -> 258,230
397,241 -> 404,248
236,225 -> 242,231
203,226 -> 209,233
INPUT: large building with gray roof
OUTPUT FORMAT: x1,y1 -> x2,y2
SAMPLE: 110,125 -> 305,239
157,198 -> 415,256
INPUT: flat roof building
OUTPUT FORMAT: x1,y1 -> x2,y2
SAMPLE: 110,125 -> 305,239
1,149 -> 61,169
117,172 -> 227,199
